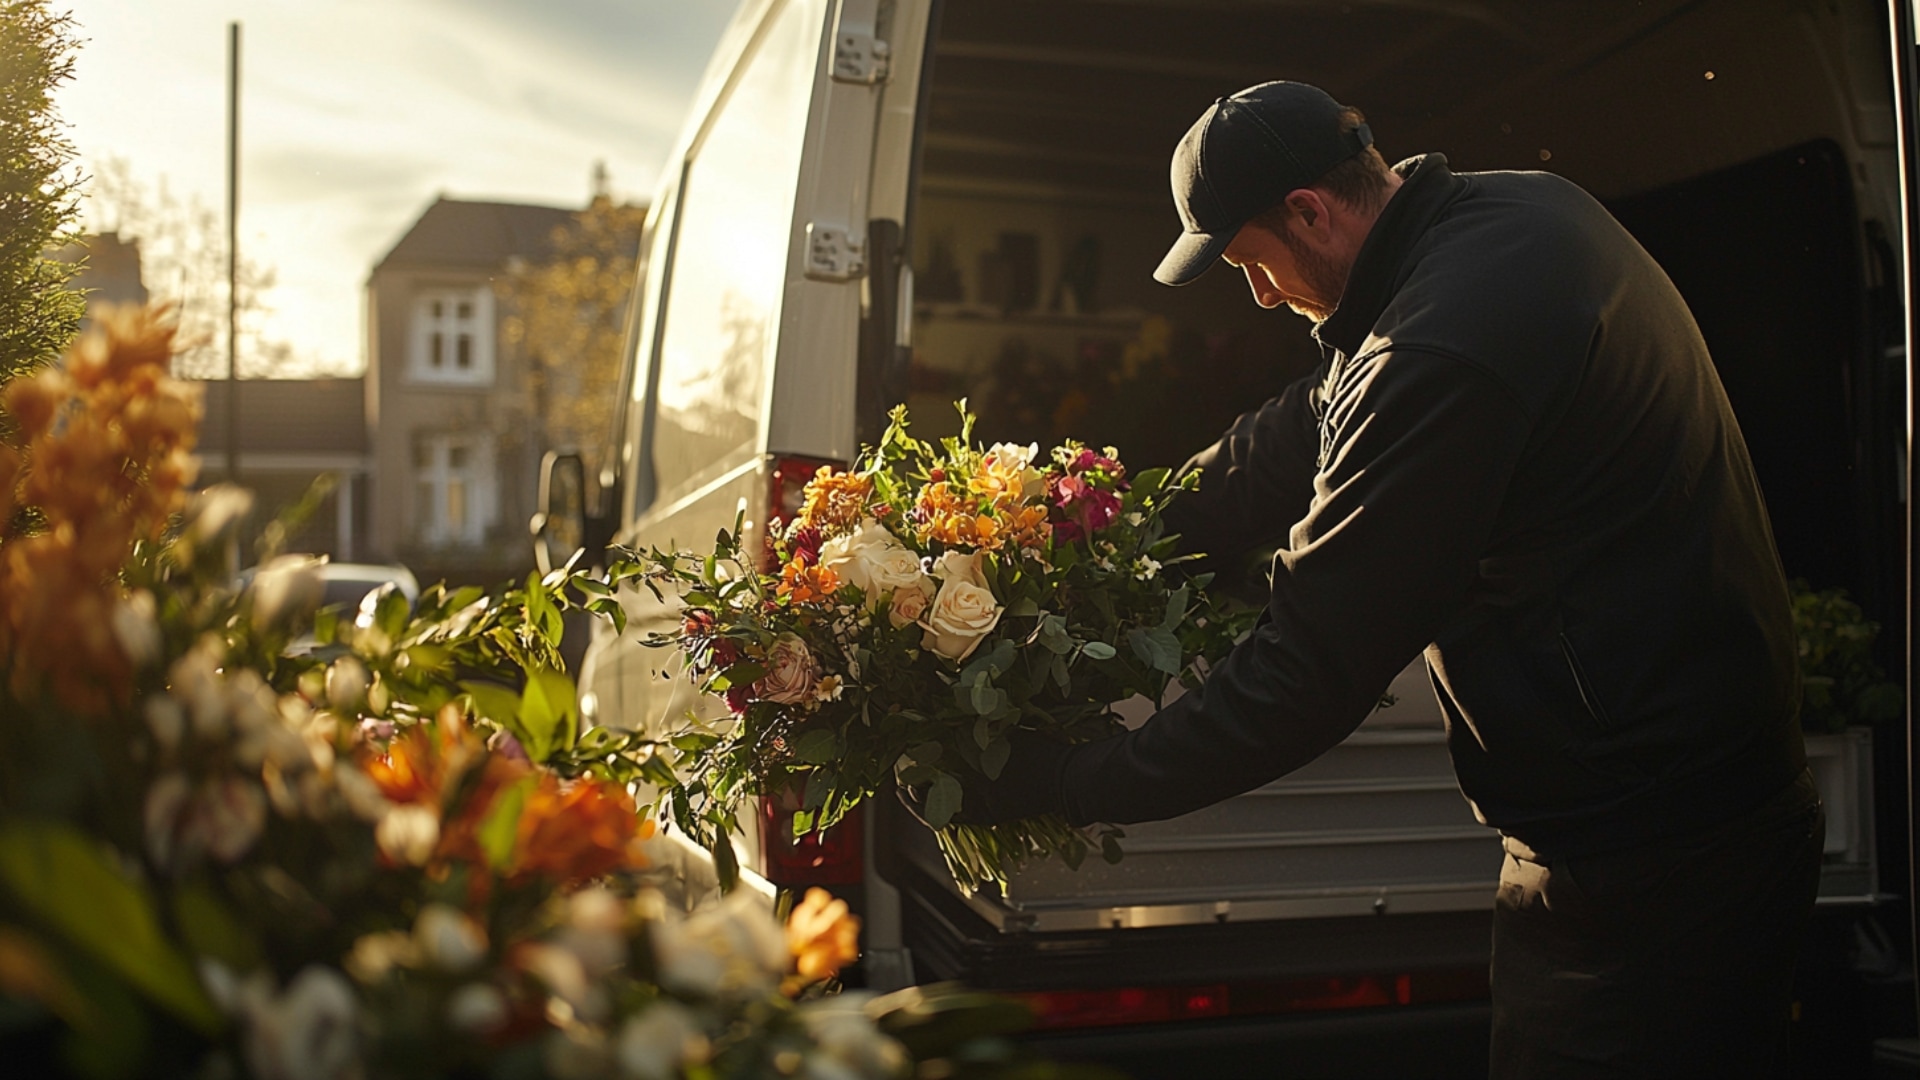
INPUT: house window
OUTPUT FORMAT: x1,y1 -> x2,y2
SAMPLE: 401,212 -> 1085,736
414,434 -> 495,547
410,288 -> 492,385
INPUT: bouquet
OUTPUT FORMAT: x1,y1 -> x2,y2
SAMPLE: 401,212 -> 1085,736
631,405 -> 1248,893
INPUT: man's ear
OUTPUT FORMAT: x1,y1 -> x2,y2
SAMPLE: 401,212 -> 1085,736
1283,188 -> 1329,234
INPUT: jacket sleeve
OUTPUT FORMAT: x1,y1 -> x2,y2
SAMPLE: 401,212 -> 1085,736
1058,348 -> 1533,826
1159,371 -> 1323,575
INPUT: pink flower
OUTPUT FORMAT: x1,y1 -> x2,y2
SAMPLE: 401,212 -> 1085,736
755,635 -> 819,705
787,526 -> 824,567
725,685 -> 753,715
487,729 -> 530,763
1049,474 -> 1124,541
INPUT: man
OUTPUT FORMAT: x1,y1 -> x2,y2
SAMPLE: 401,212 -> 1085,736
935,81 -> 1825,1076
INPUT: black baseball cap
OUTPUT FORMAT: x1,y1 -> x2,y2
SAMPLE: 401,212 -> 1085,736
1154,81 -> 1373,286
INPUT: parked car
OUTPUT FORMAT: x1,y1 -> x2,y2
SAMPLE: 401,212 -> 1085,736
536,1 -> 1919,1074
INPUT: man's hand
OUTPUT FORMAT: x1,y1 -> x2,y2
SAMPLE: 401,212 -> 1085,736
896,731 -> 1075,829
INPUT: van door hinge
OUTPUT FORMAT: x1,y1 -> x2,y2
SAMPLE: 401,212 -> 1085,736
804,223 -> 866,281
831,30 -> 890,84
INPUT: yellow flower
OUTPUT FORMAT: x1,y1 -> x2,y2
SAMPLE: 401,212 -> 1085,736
785,887 -> 861,988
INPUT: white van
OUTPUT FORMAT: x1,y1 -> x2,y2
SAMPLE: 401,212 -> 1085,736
537,2 -> 1919,1074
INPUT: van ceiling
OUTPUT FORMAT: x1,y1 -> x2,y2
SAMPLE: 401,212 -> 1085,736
922,0 -> 1885,204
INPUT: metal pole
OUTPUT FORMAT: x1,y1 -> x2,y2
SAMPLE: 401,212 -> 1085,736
1889,0 -> 1920,1042
225,21 -> 240,485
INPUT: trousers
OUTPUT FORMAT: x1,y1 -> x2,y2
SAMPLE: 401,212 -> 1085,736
1489,769 -> 1824,1078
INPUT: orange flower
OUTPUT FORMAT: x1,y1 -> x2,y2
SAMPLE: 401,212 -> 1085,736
0,306 -> 199,713
362,706 -> 652,891
1007,504 -> 1053,553
795,467 -> 873,536
514,778 -> 653,884
784,887 -> 861,990
777,557 -> 842,605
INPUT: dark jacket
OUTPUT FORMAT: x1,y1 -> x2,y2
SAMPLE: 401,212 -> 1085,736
1054,154 -> 1805,855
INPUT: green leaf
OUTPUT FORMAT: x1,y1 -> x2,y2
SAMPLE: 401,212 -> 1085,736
477,776 -> 535,871
374,584 -> 411,641
172,882 -> 260,972
312,605 -> 339,645
923,774 -> 964,830
1051,654 -> 1071,691
1081,640 -> 1117,661
1101,832 -> 1126,864
1129,626 -> 1182,675
710,833 -> 740,893
1036,615 -> 1074,655
0,822 -> 221,1034
462,681 -> 526,739
524,572 -> 564,645
979,738 -> 1011,780
1160,585 -> 1191,632
969,675 -> 998,717
519,667 -> 580,761
793,729 -> 841,765
1007,597 -> 1040,618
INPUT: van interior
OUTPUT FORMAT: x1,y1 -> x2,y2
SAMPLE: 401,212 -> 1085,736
903,0 -> 1906,635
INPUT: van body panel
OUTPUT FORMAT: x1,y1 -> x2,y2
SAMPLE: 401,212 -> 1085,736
575,0 -> 1914,1057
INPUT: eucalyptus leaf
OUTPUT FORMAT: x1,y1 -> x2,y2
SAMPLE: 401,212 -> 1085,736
793,729 -> 841,765
1082,641 -> 1117,661
979,738 -> 1011,780
923,774 -> 964,830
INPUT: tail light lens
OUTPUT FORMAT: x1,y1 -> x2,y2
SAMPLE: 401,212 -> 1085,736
766,454 -> 840,567
1016,968 -> 1488,1031
760,789 -> 865,886
759,456 -> 854,886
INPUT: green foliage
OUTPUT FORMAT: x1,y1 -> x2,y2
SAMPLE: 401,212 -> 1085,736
0,0 -> 85,388
1791,581 -> 1902,734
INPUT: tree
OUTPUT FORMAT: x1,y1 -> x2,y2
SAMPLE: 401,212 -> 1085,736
500,194 -> 648,478
84,155 -> 294,378
0,0 -> 85,387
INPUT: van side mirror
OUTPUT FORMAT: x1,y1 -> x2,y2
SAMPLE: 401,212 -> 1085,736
532,451 -> 589,574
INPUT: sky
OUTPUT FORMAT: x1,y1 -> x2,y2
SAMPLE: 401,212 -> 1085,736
53,0 -> 739,377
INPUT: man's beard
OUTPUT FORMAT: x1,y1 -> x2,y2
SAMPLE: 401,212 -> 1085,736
1278,229 -> 1350,322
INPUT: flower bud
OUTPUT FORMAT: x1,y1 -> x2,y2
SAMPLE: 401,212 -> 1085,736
325,656 -> 370,713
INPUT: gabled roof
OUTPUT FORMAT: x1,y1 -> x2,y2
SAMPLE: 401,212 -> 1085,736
196,377 -> 367,456
371,197 -> 574,277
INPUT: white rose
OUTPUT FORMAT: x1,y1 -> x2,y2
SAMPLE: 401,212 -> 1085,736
617,1001 -> 707,1080
921,577 -> 1003,662
755,635 -> 818,705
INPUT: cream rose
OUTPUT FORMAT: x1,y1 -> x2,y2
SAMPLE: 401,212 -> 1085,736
755,635 -> 818,705
920,576 -> 1003,662
821,520 -> 931,608
930,549 -> 988,589
887,579 -> 934,629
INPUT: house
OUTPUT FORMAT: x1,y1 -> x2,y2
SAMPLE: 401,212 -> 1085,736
56,231 -> 150,314
196,378 -> 371,562
363,197 -> 575,585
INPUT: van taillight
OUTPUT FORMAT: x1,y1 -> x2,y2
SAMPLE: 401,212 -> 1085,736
757,455 -> 860,884
769,455 -> 840,528
1015,968 -> 1488,1031
759,796 -> 864,886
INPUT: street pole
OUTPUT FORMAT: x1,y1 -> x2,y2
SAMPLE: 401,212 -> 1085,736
225,21 -> 240,486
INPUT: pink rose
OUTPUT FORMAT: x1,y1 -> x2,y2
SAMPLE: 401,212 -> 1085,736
755,635 -> 819,705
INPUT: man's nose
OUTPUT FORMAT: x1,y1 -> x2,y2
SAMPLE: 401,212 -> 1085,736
1244,265 -> 1281,309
